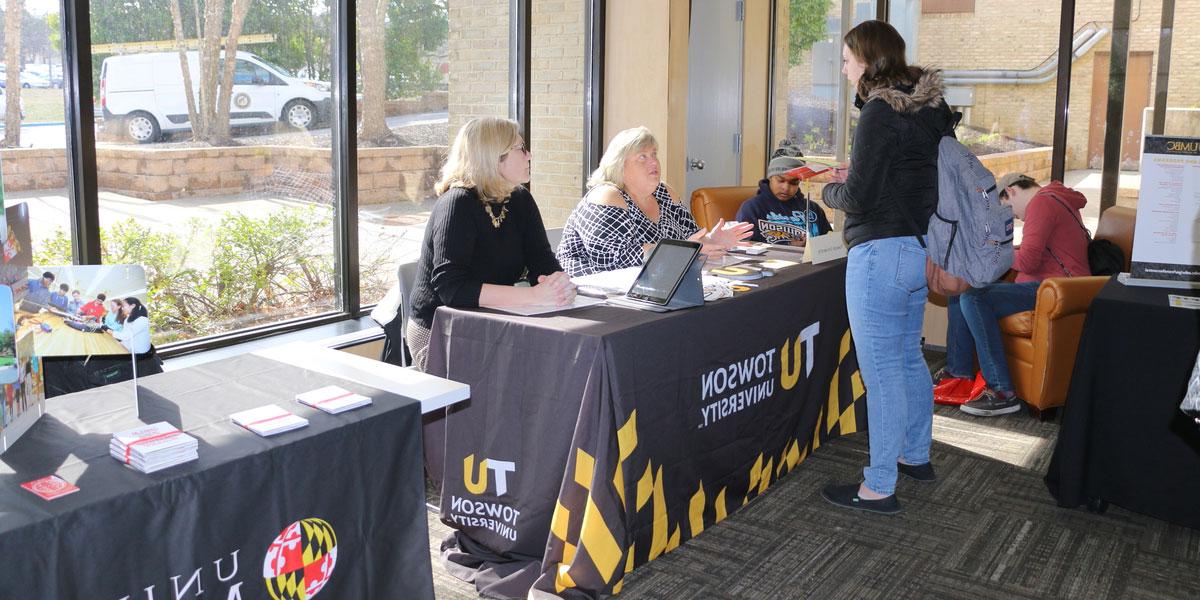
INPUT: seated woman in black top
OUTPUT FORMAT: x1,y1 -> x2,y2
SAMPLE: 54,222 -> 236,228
556,126 -> 753,276
407,117 -> 575,371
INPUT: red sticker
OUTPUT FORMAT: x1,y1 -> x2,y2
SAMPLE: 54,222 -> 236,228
21,475 -> 80,500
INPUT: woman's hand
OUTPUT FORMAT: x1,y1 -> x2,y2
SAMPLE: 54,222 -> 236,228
829,166 -> 849,183
686,228 -> 725,259
704,219 -> 754,249
533,271 -> 577,306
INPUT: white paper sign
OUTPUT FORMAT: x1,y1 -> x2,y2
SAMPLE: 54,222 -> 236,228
803,233 -> 848,264
1131,136 -> 1200,284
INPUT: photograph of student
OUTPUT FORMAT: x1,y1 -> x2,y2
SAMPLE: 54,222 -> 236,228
818,20 -> 954,515
556,126 -> 753,276
67,290 -> 84,315
107,297 -> 163,375
25,271 -> 54,305
937,174 -> 1090,417
79,293 -> 108,321
406,117 -> 574,372
102,298 -> 126,332
48,284 -> 70,311
736,141 -> 833,246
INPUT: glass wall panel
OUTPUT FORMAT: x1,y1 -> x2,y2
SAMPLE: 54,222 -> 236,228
356,0 -> 510,306
0,0 -> 73,264
90,0 -> 337,344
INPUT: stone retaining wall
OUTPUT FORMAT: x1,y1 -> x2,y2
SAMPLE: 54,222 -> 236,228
0,148 -> 69,192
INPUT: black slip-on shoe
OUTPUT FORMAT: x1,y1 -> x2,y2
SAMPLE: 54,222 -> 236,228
820,483 -> 903,515
898,461 -> 937,482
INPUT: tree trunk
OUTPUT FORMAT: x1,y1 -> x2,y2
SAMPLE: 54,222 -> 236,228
196,0 -> 224,141
168,0 -> 199,139
358,0 -> 393,144
3,0 -> 24,147
213,0 -> 251,143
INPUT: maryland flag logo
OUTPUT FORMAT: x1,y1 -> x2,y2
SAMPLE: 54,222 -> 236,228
263,518 -> 338,600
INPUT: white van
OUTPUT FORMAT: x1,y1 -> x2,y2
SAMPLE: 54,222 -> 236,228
100,51 -> 331,143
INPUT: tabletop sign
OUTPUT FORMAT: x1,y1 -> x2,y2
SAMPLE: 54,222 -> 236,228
1128,136 -> 1200,288
803,232 -> 848,264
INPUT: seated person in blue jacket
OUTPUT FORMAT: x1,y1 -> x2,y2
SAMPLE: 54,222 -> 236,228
25,271 -> 55,305
736,141 -> 832,246
48,283 -> 70,311
938,173 -> 1091,417
407,117 -> 575,372
557,126 -> 753,276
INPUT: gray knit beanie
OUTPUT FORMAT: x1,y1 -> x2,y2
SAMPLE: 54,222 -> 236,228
766,140 -> 805,178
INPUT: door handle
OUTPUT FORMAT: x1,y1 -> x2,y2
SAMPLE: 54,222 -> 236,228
688,158 -> 706,171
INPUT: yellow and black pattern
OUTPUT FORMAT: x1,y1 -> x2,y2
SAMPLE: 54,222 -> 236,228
536,328 -> 866,597
264,518 -> 338,600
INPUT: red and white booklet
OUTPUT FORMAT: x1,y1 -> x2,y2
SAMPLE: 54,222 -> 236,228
784,158 -> 841,181
109,421 -> 199,473
296,385 -> 373,414
231,405 -> 309,437
21,475 -> 80,500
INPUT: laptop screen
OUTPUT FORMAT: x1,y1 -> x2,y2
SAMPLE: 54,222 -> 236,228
626,240 -> 702,305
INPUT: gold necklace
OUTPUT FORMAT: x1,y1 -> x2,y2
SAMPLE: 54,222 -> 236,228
483,202 -> 509,229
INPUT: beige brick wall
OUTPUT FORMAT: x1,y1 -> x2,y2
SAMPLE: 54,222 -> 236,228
529,0 -> 584,228
916,0 -> 1199,170
448,0 -> 510,137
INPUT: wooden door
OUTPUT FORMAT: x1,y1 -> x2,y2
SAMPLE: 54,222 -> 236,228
1088,51 -> 1153,169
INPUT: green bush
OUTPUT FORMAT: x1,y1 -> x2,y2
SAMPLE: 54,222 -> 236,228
32,205 -> 357,345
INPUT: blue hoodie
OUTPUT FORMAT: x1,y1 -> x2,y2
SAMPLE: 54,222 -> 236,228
736,179 -> 833,244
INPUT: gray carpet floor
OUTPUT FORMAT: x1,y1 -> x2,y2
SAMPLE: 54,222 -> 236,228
426,355 -> 1200,599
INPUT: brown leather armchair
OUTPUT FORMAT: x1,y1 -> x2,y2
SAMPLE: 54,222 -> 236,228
998,276 -> 1109,415
1094,205 -> 1136,271
996,206 -> 1135,415
689,186 -> 756,231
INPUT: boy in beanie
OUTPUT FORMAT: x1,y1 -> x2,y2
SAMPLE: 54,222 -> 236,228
735,140 -> 832,246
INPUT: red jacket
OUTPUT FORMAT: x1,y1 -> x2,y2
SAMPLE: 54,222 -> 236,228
1013,182 -> 1091,283
80,300 -> 106,319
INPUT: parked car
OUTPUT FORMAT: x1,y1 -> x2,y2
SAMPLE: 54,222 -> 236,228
100,51 -> 332,143
19,72 -> 51,88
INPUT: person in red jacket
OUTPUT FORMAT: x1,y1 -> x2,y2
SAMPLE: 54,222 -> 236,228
938,173 -> 1091,417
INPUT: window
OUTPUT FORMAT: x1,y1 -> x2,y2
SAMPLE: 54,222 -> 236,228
89,0 -> 338,345
355,0 -> 509,306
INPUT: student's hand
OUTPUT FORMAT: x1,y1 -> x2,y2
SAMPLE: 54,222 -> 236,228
829,166 -> 849,183
789,237 -> 807,248
534,271 -> 576,306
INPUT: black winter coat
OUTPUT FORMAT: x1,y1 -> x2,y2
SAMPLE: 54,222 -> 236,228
822,69 -> 955,249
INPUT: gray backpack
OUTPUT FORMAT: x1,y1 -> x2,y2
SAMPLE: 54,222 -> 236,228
925,136 -> 1015,289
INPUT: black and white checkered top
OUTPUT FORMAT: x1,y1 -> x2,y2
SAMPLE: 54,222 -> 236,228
557,182 -> 700,276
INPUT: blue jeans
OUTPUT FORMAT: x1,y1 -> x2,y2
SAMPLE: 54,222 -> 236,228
946,281 -> 1040,393
845,237 -> 932,496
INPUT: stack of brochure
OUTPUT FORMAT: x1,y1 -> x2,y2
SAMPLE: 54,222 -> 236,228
231,404 -> 309,437
296,385 -> 373,414
110,422 -> 199,473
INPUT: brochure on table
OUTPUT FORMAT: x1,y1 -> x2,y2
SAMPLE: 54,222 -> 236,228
1128,136 -> 1200,288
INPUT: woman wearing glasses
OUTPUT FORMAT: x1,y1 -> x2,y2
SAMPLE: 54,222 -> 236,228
407,117 -> 574,371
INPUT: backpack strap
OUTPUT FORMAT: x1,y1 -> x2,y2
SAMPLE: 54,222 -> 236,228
1046,194 -> 1092,241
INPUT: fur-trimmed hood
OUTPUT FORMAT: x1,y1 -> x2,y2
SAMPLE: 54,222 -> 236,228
864,69 -> 946,114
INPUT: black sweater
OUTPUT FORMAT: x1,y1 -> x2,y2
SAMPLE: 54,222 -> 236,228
409,186 -> 562,329
822,70 -> 954,249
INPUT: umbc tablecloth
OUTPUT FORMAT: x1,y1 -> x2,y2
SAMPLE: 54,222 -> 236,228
0,353 -> 433,600
425,259 -> 866,599
1046,277 -> 1200,528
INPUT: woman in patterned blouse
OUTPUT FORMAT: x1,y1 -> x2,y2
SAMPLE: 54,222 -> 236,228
556,126 -> 753,276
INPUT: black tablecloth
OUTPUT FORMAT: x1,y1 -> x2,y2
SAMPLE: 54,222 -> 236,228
0,353 -> 433,600
1046,277 -> 1200,528
425,256 -> 864,598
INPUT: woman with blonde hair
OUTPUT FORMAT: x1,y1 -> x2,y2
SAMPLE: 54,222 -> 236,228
406,117 -> 574,371
556,126 -> 752,276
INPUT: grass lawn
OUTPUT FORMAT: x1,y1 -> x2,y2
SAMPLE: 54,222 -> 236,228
12,88 -> 66,123
0,356 -> 14,366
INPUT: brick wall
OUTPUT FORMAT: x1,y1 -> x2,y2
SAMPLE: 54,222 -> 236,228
529,1 -> 585,228
447,0 -> 510,137
915,1 -> 1199,170
0,149 -> 68,192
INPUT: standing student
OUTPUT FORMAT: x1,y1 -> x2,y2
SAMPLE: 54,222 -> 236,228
819,20 -> 954,515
